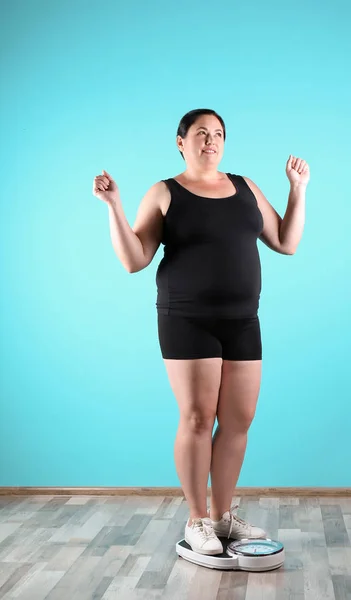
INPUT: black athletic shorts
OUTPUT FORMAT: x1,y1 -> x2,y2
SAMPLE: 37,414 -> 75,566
157,314 -> 262,361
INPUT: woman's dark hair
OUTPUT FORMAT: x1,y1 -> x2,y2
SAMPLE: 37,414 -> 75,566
176,109 -> 226,160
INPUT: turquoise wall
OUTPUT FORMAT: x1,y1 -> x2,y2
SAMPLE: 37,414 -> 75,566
1,0 -> 350,487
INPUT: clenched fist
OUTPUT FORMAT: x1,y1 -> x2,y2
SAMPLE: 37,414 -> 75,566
92,170 -> 119,205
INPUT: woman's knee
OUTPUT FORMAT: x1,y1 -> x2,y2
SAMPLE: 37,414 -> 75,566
179,410 -> 217,433
217,409 -> 256,433
164,357 -> 222,431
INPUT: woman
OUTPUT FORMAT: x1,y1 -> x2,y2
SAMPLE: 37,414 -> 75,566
92,108 -> 309,556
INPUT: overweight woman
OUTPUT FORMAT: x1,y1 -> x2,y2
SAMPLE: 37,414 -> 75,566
92,108 -> 309,556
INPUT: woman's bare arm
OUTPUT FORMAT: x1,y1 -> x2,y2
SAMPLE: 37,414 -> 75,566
108,181 -> 165,273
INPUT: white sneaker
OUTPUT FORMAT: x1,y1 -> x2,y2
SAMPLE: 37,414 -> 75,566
185,517 -> 223,555
210,504 -> 267,540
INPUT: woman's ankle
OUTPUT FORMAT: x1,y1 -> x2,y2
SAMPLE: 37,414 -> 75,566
188,515 -> 208,526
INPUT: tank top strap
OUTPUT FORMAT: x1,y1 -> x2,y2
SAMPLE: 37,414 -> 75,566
161,178 -> 178,192
226,172 -> 245,195
227,173 -> 254,195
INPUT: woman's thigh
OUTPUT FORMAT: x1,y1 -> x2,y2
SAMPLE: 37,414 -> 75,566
162,357 -> 223,424
217,359 -> 262,431
157,314 -> 262,423
217,316 -> 262,361
157,315 -> 223,422
157,314 -> 222,360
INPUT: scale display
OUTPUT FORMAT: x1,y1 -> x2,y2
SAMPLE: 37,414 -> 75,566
227,539 -> 284,557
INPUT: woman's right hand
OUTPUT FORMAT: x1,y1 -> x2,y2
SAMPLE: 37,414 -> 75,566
92,170 -> 120,205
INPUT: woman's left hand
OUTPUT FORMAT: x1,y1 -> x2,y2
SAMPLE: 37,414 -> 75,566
286,155 -> 310,186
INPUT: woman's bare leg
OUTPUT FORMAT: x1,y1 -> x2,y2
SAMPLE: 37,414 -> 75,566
163,357 -> 222,525
210,359 -> 262,520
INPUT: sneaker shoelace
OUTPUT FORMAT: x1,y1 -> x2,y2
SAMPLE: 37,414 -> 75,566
226,504 -> 253,539
192,518 -> 217,541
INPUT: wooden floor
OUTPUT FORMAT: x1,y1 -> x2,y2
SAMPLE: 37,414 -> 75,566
0,495 -> 350,599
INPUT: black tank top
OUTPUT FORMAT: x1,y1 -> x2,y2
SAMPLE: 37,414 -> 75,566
155,173 -> 264,318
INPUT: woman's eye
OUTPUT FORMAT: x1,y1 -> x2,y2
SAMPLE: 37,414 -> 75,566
198,131 -> 222,136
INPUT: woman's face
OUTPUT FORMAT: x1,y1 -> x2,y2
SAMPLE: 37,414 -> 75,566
177,114 -> 225,166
